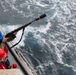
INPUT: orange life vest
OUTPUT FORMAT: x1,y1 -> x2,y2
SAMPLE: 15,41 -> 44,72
0,43 -> 8,55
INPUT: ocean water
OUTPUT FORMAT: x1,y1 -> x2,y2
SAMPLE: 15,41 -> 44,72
0,0 -> 76,75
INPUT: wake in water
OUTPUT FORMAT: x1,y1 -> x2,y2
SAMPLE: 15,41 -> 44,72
1,0 -> 76,75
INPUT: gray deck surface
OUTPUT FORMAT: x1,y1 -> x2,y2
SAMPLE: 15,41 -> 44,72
8,50 -> 20,68
8,50 -> 25,75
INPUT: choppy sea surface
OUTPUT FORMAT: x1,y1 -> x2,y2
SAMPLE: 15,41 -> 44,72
0,0 -> 76,75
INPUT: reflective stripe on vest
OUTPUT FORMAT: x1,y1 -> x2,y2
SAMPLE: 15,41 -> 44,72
0,43 -> 4,50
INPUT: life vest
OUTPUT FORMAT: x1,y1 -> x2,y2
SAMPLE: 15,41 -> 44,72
0,43 -> 8,55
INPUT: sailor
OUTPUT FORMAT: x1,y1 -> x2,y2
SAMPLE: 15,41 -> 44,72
0,31 -> 17,54
0,48 -> 17,69
0,49 -> 7,69
0,31 -> 17,69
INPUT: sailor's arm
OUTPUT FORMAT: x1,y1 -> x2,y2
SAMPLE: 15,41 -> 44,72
2,32 -> 17,42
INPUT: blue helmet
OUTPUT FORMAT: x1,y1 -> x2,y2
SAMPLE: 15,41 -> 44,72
0,32 -> 3,40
